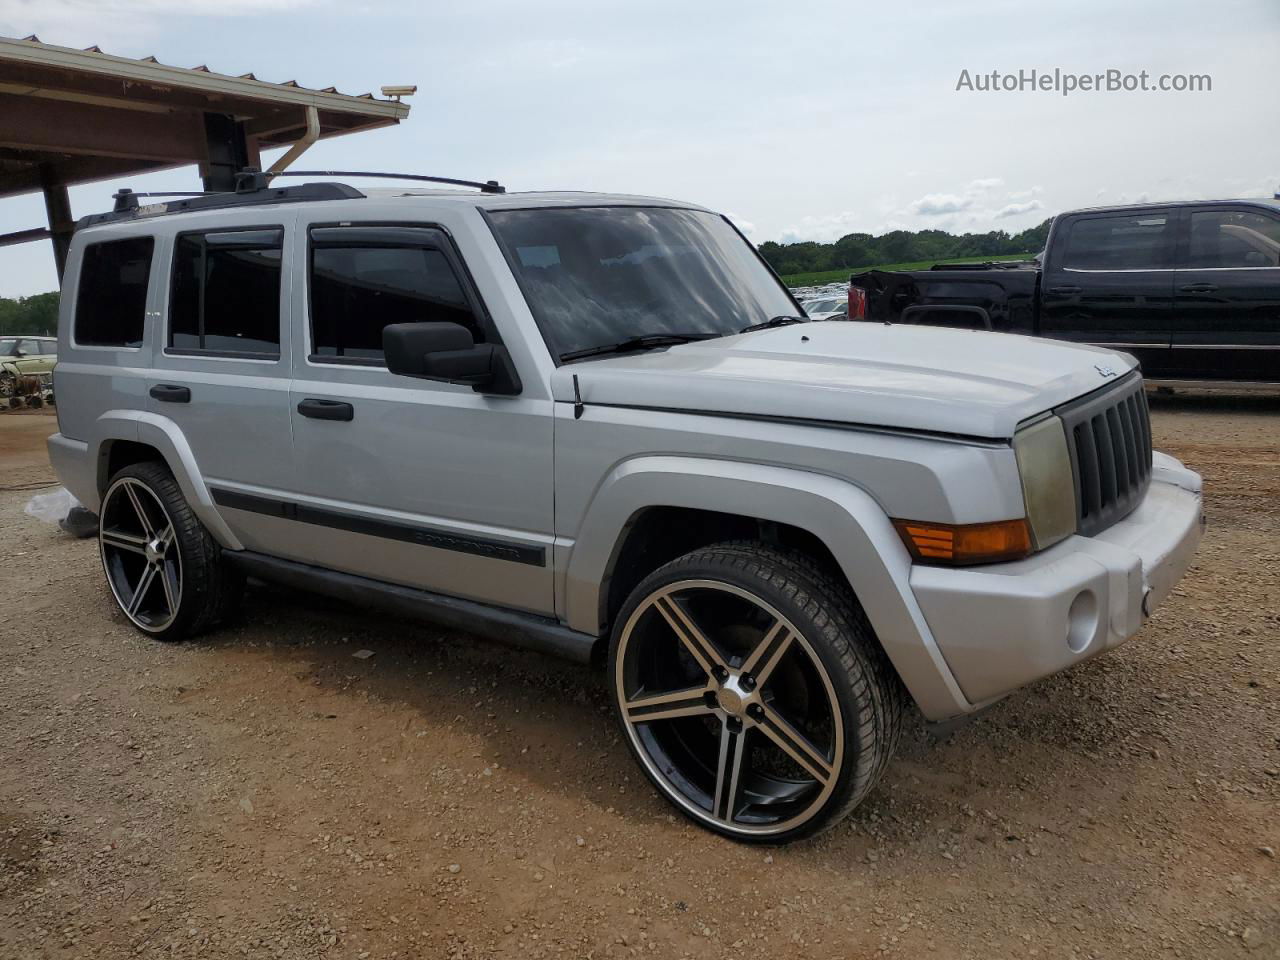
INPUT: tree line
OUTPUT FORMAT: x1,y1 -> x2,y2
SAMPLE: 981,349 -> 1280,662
0,293 -> 59,337
757,218 -> 1053,276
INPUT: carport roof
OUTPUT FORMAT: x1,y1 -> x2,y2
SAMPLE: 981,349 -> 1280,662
0,33 -> 411,198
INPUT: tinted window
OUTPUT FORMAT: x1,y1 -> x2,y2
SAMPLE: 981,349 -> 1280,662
1062,215 -> 1174,270
74,237 -> 154,347
170,230 -> 282,356
487,207 -> 796,360
310,240 -> 481,362
0,338 -> 16,354
1185,211 -> 1280,269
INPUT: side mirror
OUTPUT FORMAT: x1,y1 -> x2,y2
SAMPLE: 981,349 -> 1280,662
382,322 -> 521,395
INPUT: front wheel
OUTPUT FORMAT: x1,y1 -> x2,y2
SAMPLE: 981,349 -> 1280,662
98,462 -> 241,641
609,541 -> 905,843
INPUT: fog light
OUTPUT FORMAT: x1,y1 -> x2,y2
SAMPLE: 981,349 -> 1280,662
1066,590 -> 1098,654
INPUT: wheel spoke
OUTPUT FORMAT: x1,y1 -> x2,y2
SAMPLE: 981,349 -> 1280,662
624,684 -> 714,723
127,565 -> 158,617
123,483 -> 156,537
712,723 -> 746,823
158,560 -> 179,616
653,594 -> 727,677
157,525 -> 175,549
739,620 -> 794,686
756,703 -> 834,785
101,527 -> 148,555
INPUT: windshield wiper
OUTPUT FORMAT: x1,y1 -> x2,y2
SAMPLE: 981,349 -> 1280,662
739,315 -> 807,334
559,333 -> 717,363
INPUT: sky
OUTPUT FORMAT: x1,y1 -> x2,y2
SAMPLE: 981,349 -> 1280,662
0,0 -> 1277,296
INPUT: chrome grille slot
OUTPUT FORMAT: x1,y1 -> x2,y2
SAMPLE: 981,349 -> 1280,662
1056,373 -> 1152,537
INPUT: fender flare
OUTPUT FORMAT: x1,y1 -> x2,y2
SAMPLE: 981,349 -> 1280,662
90,410 -> 243,550
564,455 -> 972,719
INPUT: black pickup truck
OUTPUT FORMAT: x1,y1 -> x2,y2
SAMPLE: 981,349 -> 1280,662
849,199 -> 1280,384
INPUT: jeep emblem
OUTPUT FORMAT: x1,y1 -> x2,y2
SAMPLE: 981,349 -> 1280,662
1095,364 -> 1118,378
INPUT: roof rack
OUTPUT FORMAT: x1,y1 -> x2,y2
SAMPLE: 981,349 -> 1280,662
78,166 -> 506,229
256,169 -> 506,194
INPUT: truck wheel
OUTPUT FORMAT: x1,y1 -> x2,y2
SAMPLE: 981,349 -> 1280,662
608,540 -> 905,843
98,462 -> 242,641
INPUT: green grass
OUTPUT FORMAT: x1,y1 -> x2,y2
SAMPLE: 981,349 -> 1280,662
781,253 -> 1036,288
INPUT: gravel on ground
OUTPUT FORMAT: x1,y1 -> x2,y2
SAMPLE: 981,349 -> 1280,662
1,394 -> 1276,959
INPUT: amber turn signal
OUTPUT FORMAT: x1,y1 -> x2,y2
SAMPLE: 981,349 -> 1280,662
892,518 -> 1032,566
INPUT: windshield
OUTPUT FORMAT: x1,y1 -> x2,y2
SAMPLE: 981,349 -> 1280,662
487,207 -> 798,360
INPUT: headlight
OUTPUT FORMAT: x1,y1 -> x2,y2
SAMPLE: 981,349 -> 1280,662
1013,415 -> 1077,550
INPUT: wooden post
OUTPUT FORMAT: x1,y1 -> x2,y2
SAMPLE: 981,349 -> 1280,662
39,163 -> 72,281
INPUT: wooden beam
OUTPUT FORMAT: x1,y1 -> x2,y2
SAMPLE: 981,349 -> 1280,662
0,154 -> 178,199
0,227 -> 51,247
0,92 -> 203,162
40,163 -> 72,280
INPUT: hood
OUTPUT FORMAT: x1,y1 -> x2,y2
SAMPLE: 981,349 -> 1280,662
551,322 -> 1138,440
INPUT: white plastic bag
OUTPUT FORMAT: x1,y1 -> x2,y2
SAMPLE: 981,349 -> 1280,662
23,487 -> 78,525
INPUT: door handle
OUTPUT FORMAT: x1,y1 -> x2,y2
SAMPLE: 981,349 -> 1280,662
149,384 -> 191,403
1178,282 -> 1218,293
297,398 -> 354,422
1048,285 -> 1082,295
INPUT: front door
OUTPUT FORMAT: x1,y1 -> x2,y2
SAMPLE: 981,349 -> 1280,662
285,222 -> 555,615
1169,206 -> 1280,382
1040,209 -> 1177,377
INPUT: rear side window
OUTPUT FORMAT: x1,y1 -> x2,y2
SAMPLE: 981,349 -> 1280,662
1062,215 -> 1174,271
1185,210 -> 1280,269
309,228 -> 483,363
170,229 -> 283,357
74,237 -> 154,347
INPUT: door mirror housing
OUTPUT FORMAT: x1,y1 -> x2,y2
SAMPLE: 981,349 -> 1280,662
382,322 -> 521,395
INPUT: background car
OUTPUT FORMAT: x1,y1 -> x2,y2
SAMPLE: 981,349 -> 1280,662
0,335 -> 57,402
801,297 -> 848,320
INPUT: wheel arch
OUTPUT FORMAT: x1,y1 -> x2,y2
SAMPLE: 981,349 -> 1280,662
564,456 -> 972,720
91,411 -> 242,550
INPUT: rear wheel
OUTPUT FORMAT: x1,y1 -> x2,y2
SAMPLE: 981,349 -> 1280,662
98,462 -> 241,641
609,541 -> 904,843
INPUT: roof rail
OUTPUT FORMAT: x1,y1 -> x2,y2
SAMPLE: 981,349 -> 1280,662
78,178 -> 365,229
261,169 -> 506,194
78,167 -> 507,230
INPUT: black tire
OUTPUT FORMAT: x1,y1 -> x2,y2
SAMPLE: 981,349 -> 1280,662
608,540 -> 905,843
98,461 -> 242,641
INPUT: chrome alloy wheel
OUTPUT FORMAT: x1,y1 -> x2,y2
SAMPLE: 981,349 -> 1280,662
615,579 -> 844,837
99,476 -> 182,633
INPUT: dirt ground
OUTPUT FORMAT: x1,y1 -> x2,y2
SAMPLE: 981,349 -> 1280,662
0,396 -> 1276,960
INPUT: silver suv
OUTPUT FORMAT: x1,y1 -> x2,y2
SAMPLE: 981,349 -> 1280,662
48,178 -> 1204,842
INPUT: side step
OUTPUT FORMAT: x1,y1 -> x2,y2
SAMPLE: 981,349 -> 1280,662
226,551 -> 599,664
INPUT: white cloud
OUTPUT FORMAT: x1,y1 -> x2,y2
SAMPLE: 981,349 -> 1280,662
0,0 -> 316,45
779,210 -> 867,243
907,193 -> 975,216
725,213 -> 756,235
994,199 -> 1044,218
967,177 -> 1004,191
1008,185 -> 1044,201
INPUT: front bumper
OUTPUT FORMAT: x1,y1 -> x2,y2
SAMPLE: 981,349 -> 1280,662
909,452 -> 1203,706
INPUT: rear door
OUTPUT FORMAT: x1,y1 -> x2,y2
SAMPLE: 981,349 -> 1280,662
148,220 -> 300,555
1169,206 -> 1280,382
1040,210 -> 1177,376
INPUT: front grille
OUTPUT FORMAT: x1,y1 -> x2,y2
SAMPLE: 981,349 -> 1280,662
1057,373 -> 1152,537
